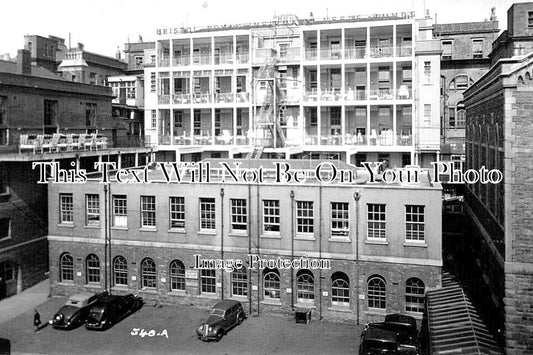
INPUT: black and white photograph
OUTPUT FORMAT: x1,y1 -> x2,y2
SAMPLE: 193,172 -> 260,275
0,0 -> 532,354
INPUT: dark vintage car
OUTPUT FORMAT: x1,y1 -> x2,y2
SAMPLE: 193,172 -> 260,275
359,327 -> 399,355
85,293 -> 143,330
52,293 -> 101,330
196,300 -> 246,341
364,314 -> 420,354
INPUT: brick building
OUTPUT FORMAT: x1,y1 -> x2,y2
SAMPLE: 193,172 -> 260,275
0,50 -> 154,298
47,159 -> 442,324
463,4 -> 533,351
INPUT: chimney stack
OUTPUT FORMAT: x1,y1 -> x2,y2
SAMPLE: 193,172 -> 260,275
115,46 -> 121,60
16,49 -> 31,75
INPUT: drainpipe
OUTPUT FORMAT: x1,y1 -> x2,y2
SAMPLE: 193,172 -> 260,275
248,183 -> 252,316
319,184 -> 323,320
290,190 -> 295,311
256,182 -> 261,315
107,182 -> 112,294
103,184 -> 109,293
220,188 -> 225,300
353,189 -> 361,325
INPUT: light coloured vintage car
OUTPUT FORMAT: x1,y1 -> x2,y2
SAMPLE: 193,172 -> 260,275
52,293 -> 101,330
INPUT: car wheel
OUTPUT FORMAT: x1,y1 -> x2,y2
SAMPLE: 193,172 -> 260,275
216,331 -> 224,342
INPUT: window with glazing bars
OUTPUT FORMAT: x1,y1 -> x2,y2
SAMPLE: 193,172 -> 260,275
86,194 -> 100,226
331,202 -> 349,237
60,194 -> 74,224
112,195 -> 127,227
141,196 -> 156,227
367,204 -> 386,239
297,201 -> 314,234
169,196 -> 185,229
231,199 -> 247,232
200,269 -> 216,293
405,205 -> 425,241
199,198 -> 216,230
232,268 -> 248,296
263,200 -> 280,232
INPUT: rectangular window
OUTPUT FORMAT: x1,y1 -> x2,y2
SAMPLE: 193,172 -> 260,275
169,196 -> 185,229
199,197 -> 216,230
85,103 -> 96,127
367,204 -> 386,239
231,199 -> 247,233
441,40 -> 452,59
112,195 -> 127,227
193,110 -> 201,135
449,107 -> 456,128
85,194 -> 100,226
424,104 -> 431,125
472,39 -> 483,59
44,99 -> 58,127
200,269 -> 216,294
141,196 -> 156,228
406,205 -> 425,242
456,109 -> 466,128
330,107 -> 341,127
0,96 -> 6,126
263,200 -> 280,233
135,56 -> 143,68
60,193 -> 74,224
424,61 -> 431,84
150,72 -> 156,92
0,218 -> 11,241
310,109 -> 317,127
529,12 -> 533,27
232,270 -> 248,296
331,202 -> 349,237
214,109 -> 221,136
151,110 -> 157,129
297,201 -> 314,234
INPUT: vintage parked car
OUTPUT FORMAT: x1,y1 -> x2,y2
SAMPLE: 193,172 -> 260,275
52,293 -> 101,330
363,314 -> 420,354
359,327 -> 399,354
85,293 -> 143,330
196,300 -> 246,341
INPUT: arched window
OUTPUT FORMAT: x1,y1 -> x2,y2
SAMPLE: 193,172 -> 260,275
263,268 -> 280,300
367,275 -> 386,309
296,269 -> 315,302
141,258 -> 156,288
59,253 -> 74,282
331,272 -> 350,306
405,277 -> 425,313
86,254 -> 100,284
169,260 -> 185,291
200,269 -> 216,294
231,267 -> 247,297
456,109 -> 466,128
113,256 -> 128,286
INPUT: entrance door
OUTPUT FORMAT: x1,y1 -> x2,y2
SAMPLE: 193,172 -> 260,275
0,261 -> 16,298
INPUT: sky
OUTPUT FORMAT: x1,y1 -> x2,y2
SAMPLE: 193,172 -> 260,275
1,0 -> 531,59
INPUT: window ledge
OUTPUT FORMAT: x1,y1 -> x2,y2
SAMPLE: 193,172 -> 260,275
111,285 -> 129,291
328,237 -> 351,243
295,233 -> 315,241
84,284 -> 102,289
168,290 -> 187,296
230,295 -> 249,302
197,293 -> 218,299
139,227 -> 157,232
84,225 -> 101,229
328,306 -> 351,313
57,281 -> 75,286
58,223 -> 74,228
197,230 -> 217,236
111,226 -> 128,231
403,242 -> 427,248
365,239 -> 388,245
168,228 -> 186,234
261,233 -> 281,239
139,288 -> 158,294
228,232 -> 248,238
366,308 -> 387,316
295,303 -> 316,309
260,300 -> 282,306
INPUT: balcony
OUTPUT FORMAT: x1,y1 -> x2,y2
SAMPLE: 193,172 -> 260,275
172,93 -> 192,104
396,46 -> 413,57
278,47 -> 301,63
253,48 -> 276,65
236,53 -> 249,64
320,89 -> 342,102
320,134 -> 343,145
192,93 -> 211,104
345,47 -> 367,60
235,92 -> 249,103
344,88 -> 367,101
368,89 -> 394,101
345,133 -> 367,145
320,49 -> 342,60
158,59 -> 170,67
397,85 -> 411,100
158,95 -> 171,104
192,54 -> 211,65
304,49 -> 318,61
369,46 -> 393,58
214,54 -> 234,65
304,90 -> 318,102
214,93 -> 234,103
172,56 -> 190,66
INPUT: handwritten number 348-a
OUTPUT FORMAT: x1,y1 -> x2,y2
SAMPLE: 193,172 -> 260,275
131,328 -> 169,338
